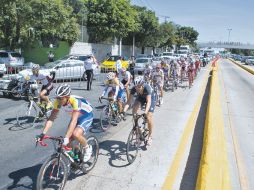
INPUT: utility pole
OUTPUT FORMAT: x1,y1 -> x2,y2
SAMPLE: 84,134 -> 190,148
227,28 -> 232,43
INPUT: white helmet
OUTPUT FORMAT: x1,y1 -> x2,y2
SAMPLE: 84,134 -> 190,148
106,72 -> 115,80
32,64 -> 40,71
134,76 -> 144,86
55,84 -> 71,97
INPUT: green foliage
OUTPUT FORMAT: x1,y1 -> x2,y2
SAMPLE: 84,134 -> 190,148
23,41 -> 70,65
86,0 -> 138,43
175,26 -> 199,48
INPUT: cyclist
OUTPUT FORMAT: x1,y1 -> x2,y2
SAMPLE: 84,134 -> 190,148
152,64 -> 164,105
100,72 -> 125,116
179,57 -> 187,83
123,76 -> 156,146
170,61 -> 179,84
118,68 -> 132,102
29,64 -> 55,109
144,64 -> 153,84
187,62 -> 194,88
36,84 -> 93,162
162,61 -> 170,82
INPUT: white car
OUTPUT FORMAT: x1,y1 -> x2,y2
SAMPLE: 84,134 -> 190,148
134,58 -> 153,75
245,56 -> 254,65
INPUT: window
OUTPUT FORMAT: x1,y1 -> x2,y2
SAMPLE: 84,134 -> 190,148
10,53 -> 22,57
0,52 -> 8,58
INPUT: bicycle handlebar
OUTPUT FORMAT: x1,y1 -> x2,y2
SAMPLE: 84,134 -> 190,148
99,97 -> 114,104
36,135 -> 63,147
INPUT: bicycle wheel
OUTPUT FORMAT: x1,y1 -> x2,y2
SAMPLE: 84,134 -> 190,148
79,135 -> 99,173
100,105 -> 112,131
36,155 -> 68,190
126,128 -> 140,164
16,102 -> 38,128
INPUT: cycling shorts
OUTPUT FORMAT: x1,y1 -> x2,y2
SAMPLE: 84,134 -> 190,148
41,82 -> 53,96
77,113 -> 93,134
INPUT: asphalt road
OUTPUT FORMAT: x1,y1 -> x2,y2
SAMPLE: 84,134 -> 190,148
219,59 -> 254,190
0,68 -> 210,190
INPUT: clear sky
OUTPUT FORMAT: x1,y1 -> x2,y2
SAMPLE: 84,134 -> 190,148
131,0 -> 254,44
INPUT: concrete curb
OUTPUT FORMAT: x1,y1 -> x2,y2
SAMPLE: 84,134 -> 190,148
228,58 -> 254,75
196,61 -> 231,190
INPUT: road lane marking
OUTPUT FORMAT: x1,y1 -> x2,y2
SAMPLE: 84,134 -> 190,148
219,60 -> 250,190
161,67 -> 210,190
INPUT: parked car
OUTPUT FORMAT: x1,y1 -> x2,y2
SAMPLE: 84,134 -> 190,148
134,58 -> 153,75
0,51 -> 24,68
245,56 -> 254,65
0,63 -> 6,77
43,59 -> 86,80
100,55 -> 129,72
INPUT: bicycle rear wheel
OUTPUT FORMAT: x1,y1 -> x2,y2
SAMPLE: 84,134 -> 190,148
16,102 -> 38,128
126,128 -> 140,164
36,155 -> 68,190
100,105 -> 112,131
79,135 -> 99,173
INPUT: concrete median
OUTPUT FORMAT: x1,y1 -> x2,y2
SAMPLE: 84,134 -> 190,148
196,62 -> 231,190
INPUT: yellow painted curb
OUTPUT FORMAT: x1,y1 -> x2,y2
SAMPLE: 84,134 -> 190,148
228,58 -> 254,75
196,63 -> 231,190
161,66 -> 210,190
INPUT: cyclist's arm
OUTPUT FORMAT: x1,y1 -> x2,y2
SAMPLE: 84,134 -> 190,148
42,109 -> 59,134
145,95 -> 151,114
101,86 -> 108,97
124,93 -> 133,112
65,111 -> 79,139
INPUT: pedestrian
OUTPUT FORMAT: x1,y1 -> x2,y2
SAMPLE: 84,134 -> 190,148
129,56 -> 135,80
84,55 -> 97,91
48,51 -> 54,62
115,56 -> 122,76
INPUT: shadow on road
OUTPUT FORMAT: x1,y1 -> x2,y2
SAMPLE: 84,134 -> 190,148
179,72 -> 211,190
99,140 -> 130,168
7,164 -> 42,190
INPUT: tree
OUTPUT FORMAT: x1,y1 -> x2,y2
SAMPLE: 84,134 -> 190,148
175,26 -> 199,48
86,0 -> 138,43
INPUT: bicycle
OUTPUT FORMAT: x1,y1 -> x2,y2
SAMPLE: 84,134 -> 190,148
171,73 -> 178,92
16,96 -> 53,128
99,97 -> 123,131
126,113 -> 150,164
36,134 -> 99,190
152,81 -> 162,106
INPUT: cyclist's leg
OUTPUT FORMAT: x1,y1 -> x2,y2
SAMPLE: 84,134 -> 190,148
132,99 -> 141,115
72,113 -> 93,147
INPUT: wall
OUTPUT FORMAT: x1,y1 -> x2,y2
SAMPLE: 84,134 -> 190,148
70,42 -> 157,62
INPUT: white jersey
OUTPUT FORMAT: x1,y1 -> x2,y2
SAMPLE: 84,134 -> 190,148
118,71 -> 131,82
152,69 -> 164,82
30,72 -> 51,86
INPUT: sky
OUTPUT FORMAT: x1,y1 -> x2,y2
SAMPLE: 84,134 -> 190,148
131,0 -> 254,44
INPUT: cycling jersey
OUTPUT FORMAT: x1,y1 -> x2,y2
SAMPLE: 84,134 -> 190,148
53,95 -> 93,115
118,71 -> 131,85
152,69 -> 164,82
130,84 -> 156,113
102,78 -> 125,101
29,73 -> 52,86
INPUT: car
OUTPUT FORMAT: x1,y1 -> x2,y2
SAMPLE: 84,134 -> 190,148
0,63 -> 6,77
43,59 -> 86,80
245,56 -> 254,65
0,51 -> 24,69
100,55 -> 129,72
134,58 -> 153,75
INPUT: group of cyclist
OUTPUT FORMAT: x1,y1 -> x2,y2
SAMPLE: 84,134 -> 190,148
33,54 -> 203,164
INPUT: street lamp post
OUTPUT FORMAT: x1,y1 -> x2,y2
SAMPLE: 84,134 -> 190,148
227,28 -> 232,43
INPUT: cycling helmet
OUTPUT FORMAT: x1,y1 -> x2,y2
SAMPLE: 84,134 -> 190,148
55,84 -> 71,97
134,76 -> 144,86
106,72 -> 115,80
32,64 -> 40,71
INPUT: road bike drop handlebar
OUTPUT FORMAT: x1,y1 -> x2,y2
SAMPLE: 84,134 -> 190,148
36,135 -> 64,147
98,97 -> 114,104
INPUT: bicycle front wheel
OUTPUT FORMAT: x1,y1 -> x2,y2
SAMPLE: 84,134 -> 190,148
36,155 -> 68,190
126,128 -> 140,164
100,105 -> 112,131
16,102 -> 38,128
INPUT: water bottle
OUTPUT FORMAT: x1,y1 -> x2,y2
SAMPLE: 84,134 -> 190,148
111,103 -> 117,111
